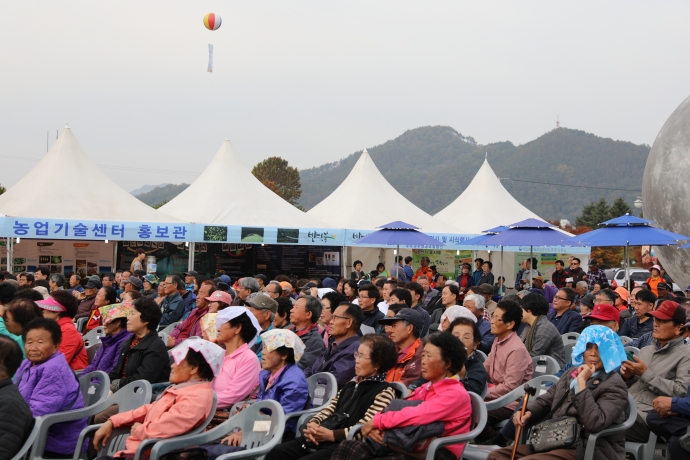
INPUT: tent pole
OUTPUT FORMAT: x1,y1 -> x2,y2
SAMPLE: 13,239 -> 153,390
112,241 -> 117,273
529,246 -> 533,288
188,243 -> 195,272
7,237 -> 12,272
626,242 -> 631,293
396,244 -> 400,279
500,246 -> 504,296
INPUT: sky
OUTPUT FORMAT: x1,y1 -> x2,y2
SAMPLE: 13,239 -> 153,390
1,1 -> 689,193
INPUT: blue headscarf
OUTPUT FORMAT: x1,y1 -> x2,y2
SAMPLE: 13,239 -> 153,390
571,325 -> 627,373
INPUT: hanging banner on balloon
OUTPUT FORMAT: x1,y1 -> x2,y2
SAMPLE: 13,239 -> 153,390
203,13 -> 221,73
207,44 -> 214,73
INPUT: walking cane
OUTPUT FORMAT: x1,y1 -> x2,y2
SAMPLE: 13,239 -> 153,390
511,384 -> 537,460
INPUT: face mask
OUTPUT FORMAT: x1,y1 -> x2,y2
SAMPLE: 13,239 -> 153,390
186,284 -> 194,292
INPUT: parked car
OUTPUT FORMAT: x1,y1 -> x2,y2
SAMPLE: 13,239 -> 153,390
604,268 -> 681,292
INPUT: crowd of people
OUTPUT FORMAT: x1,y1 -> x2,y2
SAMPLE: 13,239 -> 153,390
2,256 -> 690,460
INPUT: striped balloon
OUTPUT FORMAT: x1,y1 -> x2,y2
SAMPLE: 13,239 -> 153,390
203,13 -> 222,31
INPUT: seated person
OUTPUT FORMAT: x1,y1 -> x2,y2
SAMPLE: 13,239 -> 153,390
487,326 -> 629,460
289,295 -> 326,371
429,284 -> 461,331
246,293 -> 279,361
330,332 -> 473,460
438,304 -> 476,331
622,300 -> 690,444
273,297 -> 293,329
82,303 -> 133,375
15,318 -> 87,457
379,308 -> 424,386
477,299 -> 533,442
462,293 -> 495,354
519,293 -> 566,367
36,291 -> 89,370
306,302 -> 361,388
1,297 -> 41,356
265,334 -> 398,460
93,339 -> 221,458
166,284 -> 220,347
547,287 -> 582,334
0,335 -> 34,460
619,288 -> 657,339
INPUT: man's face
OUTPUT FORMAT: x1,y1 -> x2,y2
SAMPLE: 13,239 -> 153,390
358,290 -> 375,311
482,263 -> 490,272
553,290 -> 572,312
115,273 -> 122,283
595,293 -> 614,305
248,305 -> 271,329
385,319 -> 412,346
653,317 -> 682,343
417,277 -> 429,292
102,278 -> 113,288
436,276 -> 446,289
35,271 -> 46,281
238,284 -> 251,301
533,279 -> 544,289
329,305 -> 352,339
69,276 -> 78,287
576,284 -> 587,296
290,298 -> 311,326
185,275 -> 195,286
525,260 -> 531,269
475,260 -> 481,270
490,308 -> 513,336
658,286 -> 670,299
164,278 -> 177,296
555,262 -> 564,272
634,299 -> 654,318
18,275 -> 28,286
589,264 -> 597,271
421,258 -> 429,268
123,283 -> 133,293
569,260 -> 580,272
382,283 -> 393,301
196,284 -> 212,308
354,263 -> 362,271
84,287 -> 98,298
256,278 -> 265,288
264,283 -> 280,299
464,299 -> 482,319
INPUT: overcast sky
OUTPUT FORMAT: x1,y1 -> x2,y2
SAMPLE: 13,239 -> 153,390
1,1 -> 689,193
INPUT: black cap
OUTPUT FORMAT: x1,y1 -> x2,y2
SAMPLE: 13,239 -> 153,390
378,308 -> 423,330
588,259 -> 598,266
580,294 -> 596,309
184,270 -> 199,276
657,282 -> 672,291
300,282 -> 317,292
85,279 -> 102,289
430,265 -> 437,270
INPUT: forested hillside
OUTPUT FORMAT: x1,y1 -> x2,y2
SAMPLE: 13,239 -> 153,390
136,183 -> 189,207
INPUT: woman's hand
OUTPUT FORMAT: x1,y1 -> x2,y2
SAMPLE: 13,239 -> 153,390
93,420 -> 114,449
302,425 -> 334,445
221,432 -> 243,446
513,410 -> 532,427
130,422 -> 142,436
361,419 -> 375,437
368,429 -> 384,444
576,364 -> 595,391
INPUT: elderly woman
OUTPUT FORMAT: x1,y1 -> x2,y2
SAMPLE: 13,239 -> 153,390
487,326 -> 629,460
15,318 -> 87,457
141,274 -> 159,300
448,317 -> 488,393
85,286 -> 118,332
331,332 -> 473,460
93,338 -> 221,458
429,284 -> 461,331
213,307 -> 262,416
1,297 -> 40,356
455,262 -> 475,302
265,334 -> 398,460
438,304 -> 476,331
36,291 -> 89,370
519,293 -> 566,367
82,303 -> 133,375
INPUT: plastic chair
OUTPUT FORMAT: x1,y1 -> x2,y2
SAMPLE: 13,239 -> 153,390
82,326 -> 105,346
619,335 -> 632,345
474,350 -> 488,363
563,342 -> 576,364
531,355 -> 560,377
625,346 -> 641,356
158,331 -> 169,345
426,392 -> 487,460
72,380 -> 152,460
86,342 -> 102,364
582,394 -> 636,460
625,429 -> 657,460
29,372 -> 110,460
160,322 -> 181,335
389,381 -> 410,398
10,417 -> 41,460
561,332 -> 580,345
75,317 -> 88,334
283,372 -> 338,427
147,399 -> 284,460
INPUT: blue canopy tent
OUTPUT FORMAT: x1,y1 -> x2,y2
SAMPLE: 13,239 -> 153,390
566,214 -> 690,290
352,221 -> 444,279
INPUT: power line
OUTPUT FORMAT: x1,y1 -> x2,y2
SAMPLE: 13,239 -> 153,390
498,177 -> 642,193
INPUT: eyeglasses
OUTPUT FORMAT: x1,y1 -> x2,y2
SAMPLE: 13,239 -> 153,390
353,352 -> 371,360
358,296 -> 370,300
332,315 -> 351,321
570,263 -> 579,266
553,296 -> 568,302
490,316 -> 504,323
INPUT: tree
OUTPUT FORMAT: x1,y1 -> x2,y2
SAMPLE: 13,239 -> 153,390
575,198 -> 610,228
609,197 -> 633,219
152,199 -> 168,209
252,157 -> 302,206
0,184 -> 5,195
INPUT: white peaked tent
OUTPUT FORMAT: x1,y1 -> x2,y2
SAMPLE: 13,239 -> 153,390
308,150 -> 468,233
434,158 -> 545,234
160,138 -> 335,228
0,126 -> 179,222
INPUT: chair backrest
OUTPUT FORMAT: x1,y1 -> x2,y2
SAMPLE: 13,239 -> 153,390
307,372 -> 338,408
389,381 -> 410,398
86,342 -> 102,364
532,355 -> 560,377
563,342 -> 576,365
112,380 -> 153,412
485,374 -> 559,411
561,332 -> 580,345
619,335 -> 632,345
75,317 -> 88,334
82,326 -> 106,346
79,371 -> 110,407
360,324 -> 376,335
474,350 -> 488,363
10,417 -> 41,460
237,400 -> 286,450
160,322 -> 180,335
158,331 -> 169,344
467,392 -> 488,433
624,346 -> 640,356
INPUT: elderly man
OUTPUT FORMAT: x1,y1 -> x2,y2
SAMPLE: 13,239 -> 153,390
379,308 -> 424,386
289,295 -> 326,371
264,281 -> 281,299
121,276 -> 142,298
74,277 -> 102,321
166,284 -> 217,348
657,282 -> 675,303
547,287 -> 582,334
400,282 -> 431,337
619,288 -> 657,339
49,274 -> 65,293
416,276 -> 438,306
463,293 -> 495,354
68,275 -> 84,294
183,270 -> 198,288
178,279 -> 197,320
159,275 -> 185,327
622,300 -> 690,444
478,283 -> 498,318
101,273 -> 115,288
389,256 -> 407,282
573,280 -> 589,309
232,277 -> 259,306
246,293 -> 278,361
306,302 -> 362,388
254,274 -> 268,292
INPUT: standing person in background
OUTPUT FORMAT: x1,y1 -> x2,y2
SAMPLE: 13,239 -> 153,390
494,276 -> 506,296
404,256 -> 414,281
646,265 -> 664,296
473,258 -> 484,285
129,248 -> 147,273
351,260 -> 365,281
586,258 -> 608,291
34,266 -> 50,282
389,256 -> 407,282
565,257 -> 587,283
479,261 -> 495,286
552,260 -> 569,288
412,256 -> 433,282
456,263 -> 475,302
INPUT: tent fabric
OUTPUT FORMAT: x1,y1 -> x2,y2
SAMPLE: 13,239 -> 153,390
567,225 -> 690,247
434,159 -> 545,233
307,150 -> 468,233
0,127 -> 179,222
160,138 -> 334,228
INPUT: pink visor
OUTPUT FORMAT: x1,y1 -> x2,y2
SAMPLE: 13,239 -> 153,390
36,297 -> 67,313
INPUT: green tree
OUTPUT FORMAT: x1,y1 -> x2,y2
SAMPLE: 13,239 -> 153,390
152,199 -> 168,209
252,157 -> 302,206
0,184 -> 5,195
609,197 -> 633,219
575,198 -> 611,228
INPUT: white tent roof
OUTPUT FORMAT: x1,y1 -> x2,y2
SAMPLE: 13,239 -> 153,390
160,138 -> 335,228
0,126 -> 179,222
434,158 -> 545,233
307,150 -> 468,233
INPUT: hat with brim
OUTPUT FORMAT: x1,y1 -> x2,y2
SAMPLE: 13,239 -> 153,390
583,303 -> 620,322
657,282 -> 671,291
647,300 -> 686,323
36,297 -> 67,313
379,308 -> 424,330
205,290 -> 233,305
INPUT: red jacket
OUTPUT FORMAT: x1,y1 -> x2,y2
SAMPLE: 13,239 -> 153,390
386,338 -> 423,386
58,317 -> 88,370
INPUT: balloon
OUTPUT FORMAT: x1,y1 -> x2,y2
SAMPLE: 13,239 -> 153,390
203,13 -> 222,31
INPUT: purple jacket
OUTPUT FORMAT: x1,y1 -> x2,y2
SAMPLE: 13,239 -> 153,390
15,352 -> 87,455
83,329 -> 133,376
304,335 -> 359,388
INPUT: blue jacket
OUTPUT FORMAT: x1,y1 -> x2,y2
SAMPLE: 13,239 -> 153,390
473,270 -> 482,285
305,335 -> 359,388
258,364 -> 309,431
180,291 -> 197,321
476,316 -> 495,354
547,309 -> 583,335
404,265 -> 414,280
160,293 -> 185,326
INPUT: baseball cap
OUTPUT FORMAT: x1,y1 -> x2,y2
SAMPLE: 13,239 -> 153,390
279,281 -> 292,292
36,297 -> 67,313
184,270 -> 199,277
205,290 -> 233,305
685,285 -> 690,293
479,283 -> 494,295
300,282 -> 318,293
588,259 -> 598,266
89,275 -> 101,282
378,308 -> 423,330
614,287 -> 629,304
651,264 -> 662,272
85,279 -> 102,290
583,303 -> 620,322
657,282 -> 671,291
215,274 -> 231,284
245,293 -> 278,313
322,277 -> 337,289
123,277 -> 142,288
647,300 -> 686,323
579,294 -> 596,309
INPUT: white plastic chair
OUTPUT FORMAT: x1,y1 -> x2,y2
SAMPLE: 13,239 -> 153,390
160,322 -> 181,335
531,355 -> 560,377
10,417 -> 42,460
426,392 -> 487,460
582,394 -> 636,460
389,381 -> 410,398
625,346 -> 641,356
563,342 -> 576,365
474,350 -> 488,363
619,335 -> 633,345
82,326 -> 105,346
86,342 -> 102,364
75,317 -> 88,334
283,372 -> 338,427
561,332 -> 580,345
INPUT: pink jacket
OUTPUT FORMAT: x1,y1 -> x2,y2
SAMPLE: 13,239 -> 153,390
109,381 -> 214,457
484,332 -> 533,409
373,379 -> 472,458
212,343 -> 261,408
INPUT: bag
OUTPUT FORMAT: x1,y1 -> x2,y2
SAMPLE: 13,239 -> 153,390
382,399 -> 444,460
528,387 -> 583,453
